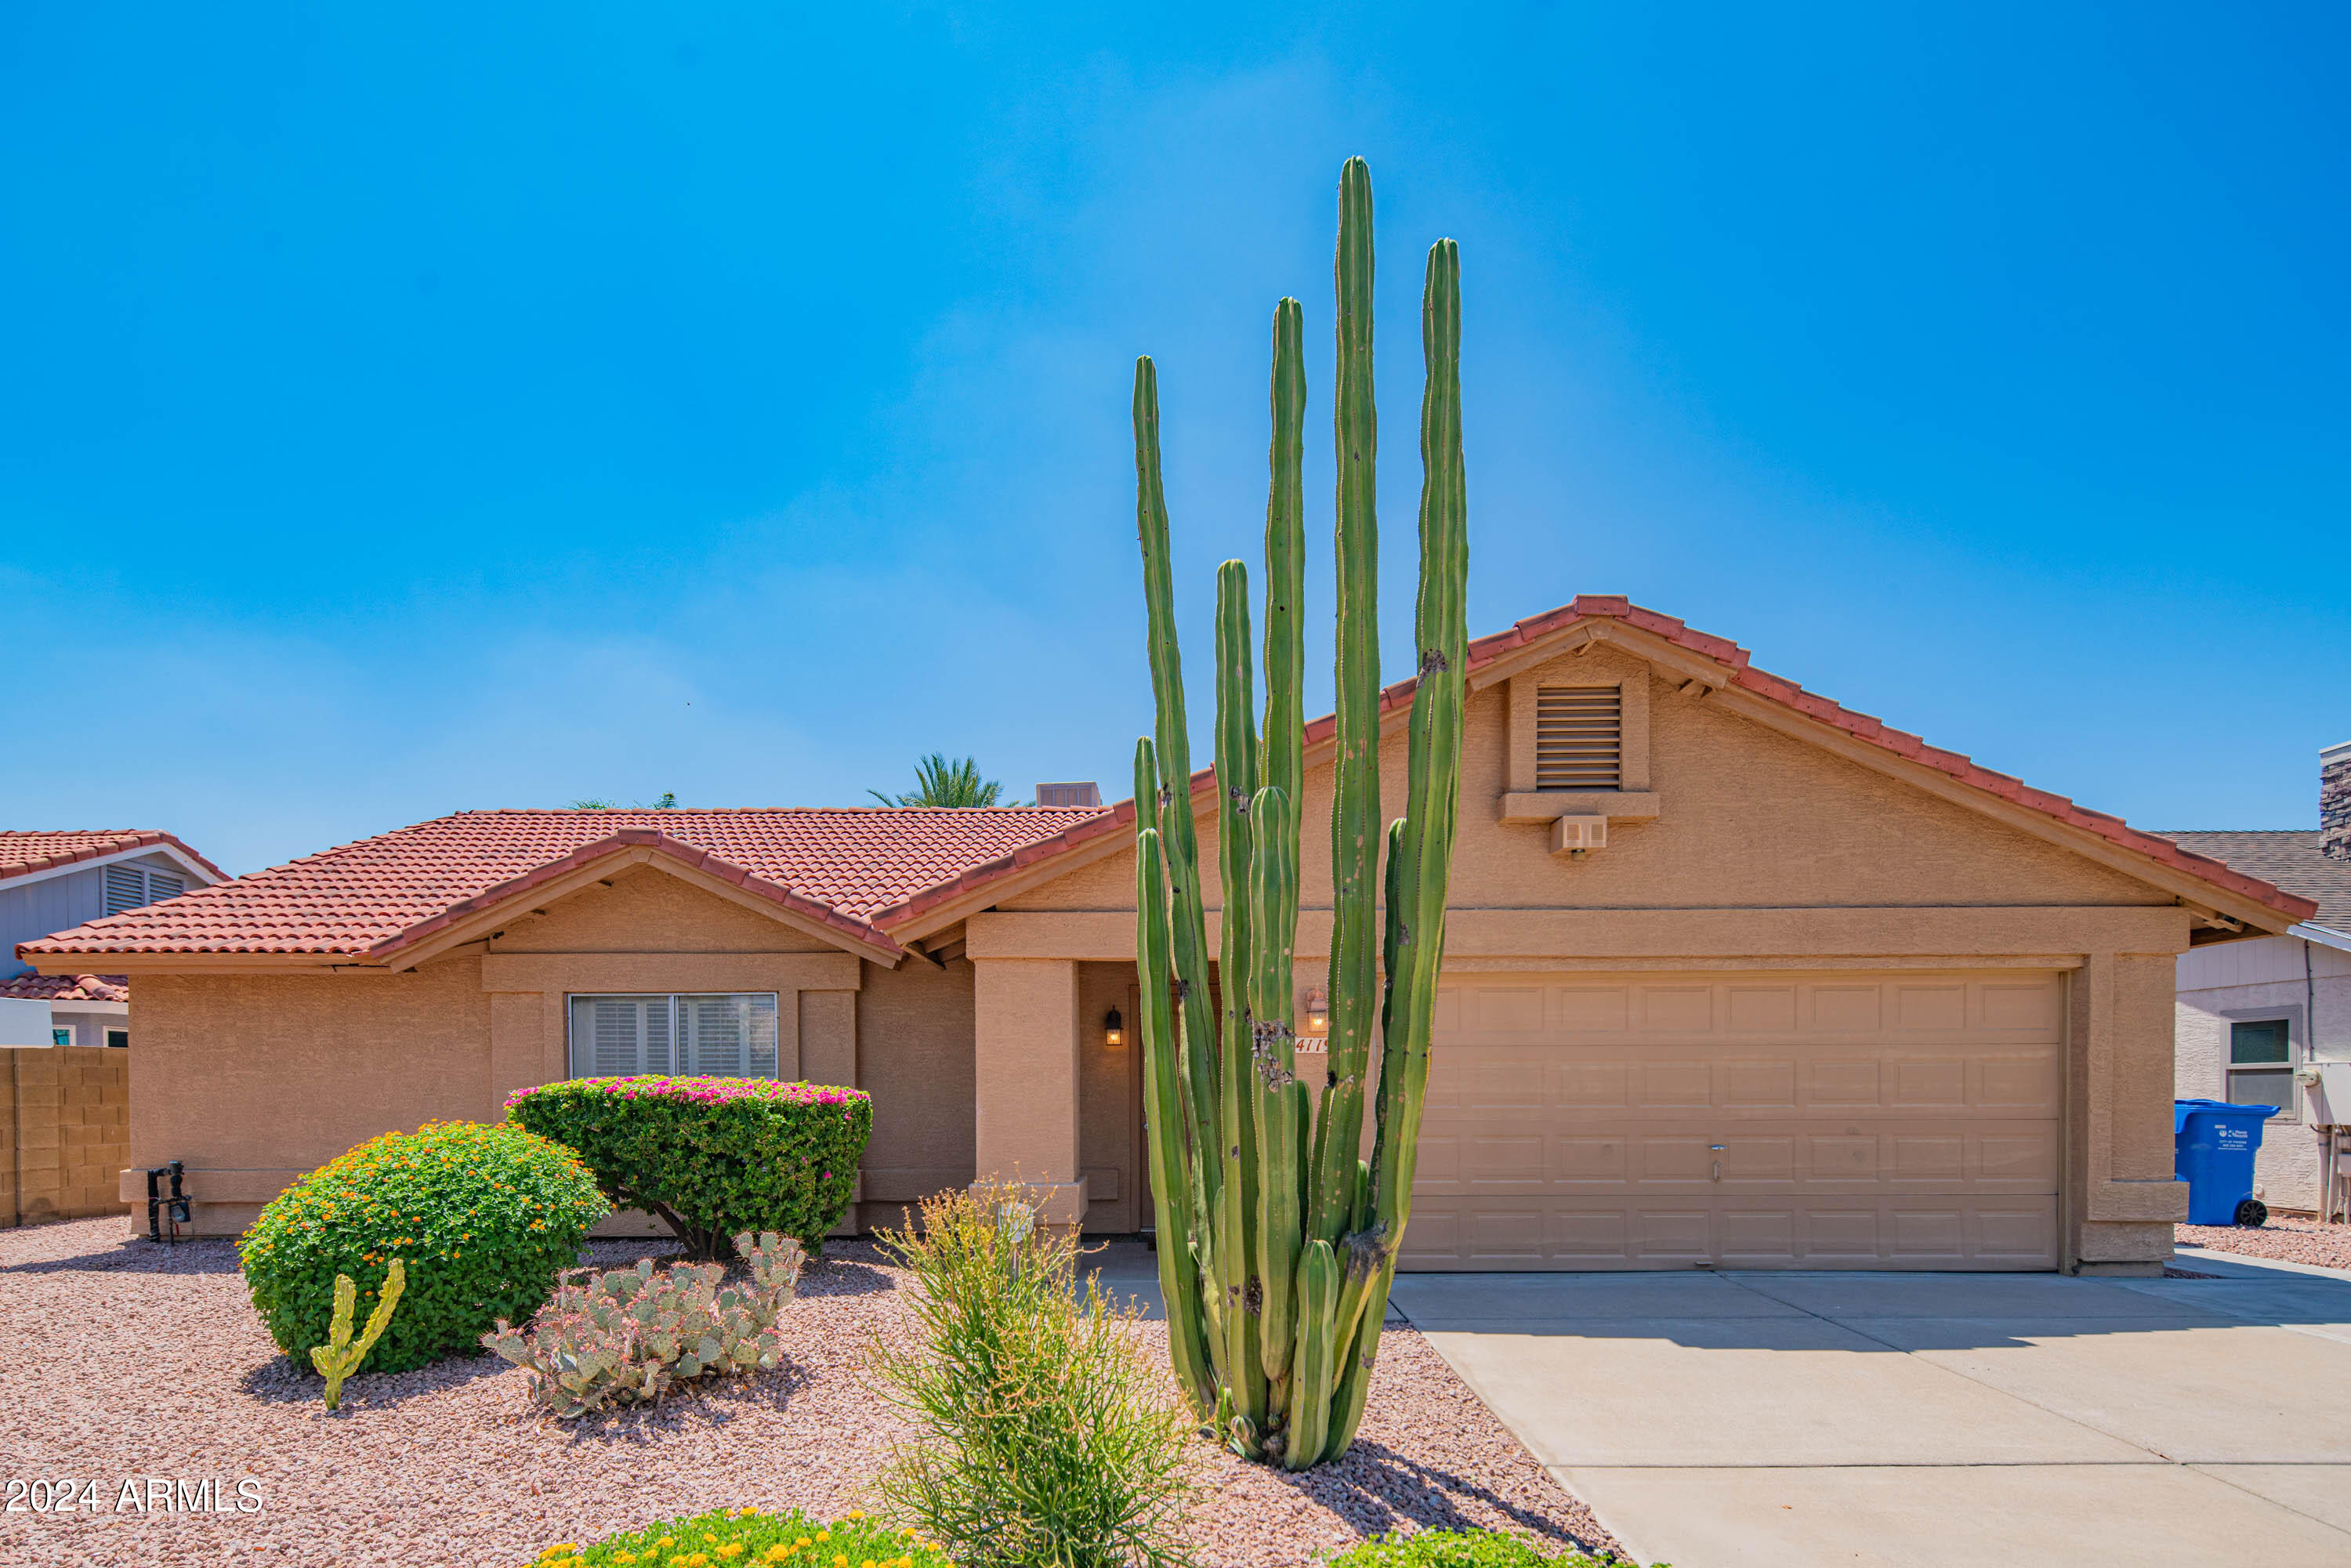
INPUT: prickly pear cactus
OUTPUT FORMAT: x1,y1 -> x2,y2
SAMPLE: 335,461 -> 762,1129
1131,158 -> 1468,1469
484,1231 -> 803,1417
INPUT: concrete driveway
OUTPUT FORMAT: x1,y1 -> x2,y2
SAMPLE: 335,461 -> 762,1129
1392,1249 -> 2351,1567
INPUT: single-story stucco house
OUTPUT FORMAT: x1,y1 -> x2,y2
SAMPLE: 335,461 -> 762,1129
16,597 -> 2317,1274
2168,741 -> 2351,1221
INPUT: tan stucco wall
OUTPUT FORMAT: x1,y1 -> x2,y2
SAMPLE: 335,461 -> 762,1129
857,953 -> 979,1233
491,866 -> 839,954
127,958 -> 495,1235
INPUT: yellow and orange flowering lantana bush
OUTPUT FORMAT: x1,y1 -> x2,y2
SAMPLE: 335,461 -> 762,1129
241,1120 -> 610,1374
518,1507 -> 952,1568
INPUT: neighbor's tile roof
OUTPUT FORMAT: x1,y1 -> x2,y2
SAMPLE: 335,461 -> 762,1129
873,595 -> 2319,929
0,831 -> 224,885
16,809 -> 1106,961
2162,832 -> 2351,930
0,972 -> 130,1003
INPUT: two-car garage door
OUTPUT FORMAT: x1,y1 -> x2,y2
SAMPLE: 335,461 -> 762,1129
1402,969 -> 2065,1270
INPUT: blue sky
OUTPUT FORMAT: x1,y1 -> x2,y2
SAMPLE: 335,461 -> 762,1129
4,4 -> 2344,875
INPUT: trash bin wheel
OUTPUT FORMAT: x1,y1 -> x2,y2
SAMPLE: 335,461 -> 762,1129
2234,1197 -> 2268,1228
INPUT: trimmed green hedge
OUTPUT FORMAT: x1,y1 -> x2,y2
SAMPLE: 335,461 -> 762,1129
240,1120 -> 609,1376
1326,1531 -> 1662,1568
506,1077 -> 871,1258
529,1505 -> 951,1567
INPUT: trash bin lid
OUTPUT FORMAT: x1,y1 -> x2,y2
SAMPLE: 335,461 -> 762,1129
2175,1097 -> 2284,1134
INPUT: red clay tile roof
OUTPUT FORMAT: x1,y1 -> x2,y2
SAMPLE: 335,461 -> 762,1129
16,809 -> 1107,962
15,597 -> 2320,965
0,831 -> 224,885
0,972 -> 129,1003
870,595 -> 2319,929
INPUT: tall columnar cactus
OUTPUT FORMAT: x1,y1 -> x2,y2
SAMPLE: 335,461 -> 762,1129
1132,158 -> 1468,1470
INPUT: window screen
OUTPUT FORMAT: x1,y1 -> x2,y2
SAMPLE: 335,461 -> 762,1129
2227,1018 -> 2293,1117
567,993 -> 779,1080
1534,685 -> 1622,789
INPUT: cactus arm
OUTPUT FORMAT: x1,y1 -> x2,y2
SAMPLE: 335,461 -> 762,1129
1309,156 -> 1381,1248
311,1258 -> 404,1412
1262,295 -> 1308,823
1248,784 -> 1304,1403
1282,1237 -> 1342,1469
1212,560 -> 1268,1437
1367,238 -> 1468,1242
1135,809 -> 1217,1418
1133,356 -> 1223,1229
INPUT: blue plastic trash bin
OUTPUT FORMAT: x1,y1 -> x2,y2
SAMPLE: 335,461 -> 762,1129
2173,1099 -> 2281,1226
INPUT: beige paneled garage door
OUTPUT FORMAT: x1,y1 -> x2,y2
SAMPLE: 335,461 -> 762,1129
1402,970 -> 2064,1271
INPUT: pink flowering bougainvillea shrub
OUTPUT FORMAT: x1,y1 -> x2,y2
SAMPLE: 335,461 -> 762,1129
506,1077 -> 872,1258
240,1120 -> 610,1374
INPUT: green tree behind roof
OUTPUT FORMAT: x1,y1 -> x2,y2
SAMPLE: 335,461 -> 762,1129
868,753 -> 1017,807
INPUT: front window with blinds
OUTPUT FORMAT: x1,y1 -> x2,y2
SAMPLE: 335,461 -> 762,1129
102,864 -> 187,916
567,993 -> 781,1080
1535,685 -> 1622,789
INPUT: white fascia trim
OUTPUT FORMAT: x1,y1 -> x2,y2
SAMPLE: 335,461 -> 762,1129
0,842 -> 223,894
2288,922 -> 2351,956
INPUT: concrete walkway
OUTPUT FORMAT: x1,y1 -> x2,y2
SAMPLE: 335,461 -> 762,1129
1392,1255 -> 2351,1567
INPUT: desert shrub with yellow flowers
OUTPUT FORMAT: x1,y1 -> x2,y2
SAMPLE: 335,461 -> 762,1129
520,1506 -> 954,1568
241,1120 -> 610,1374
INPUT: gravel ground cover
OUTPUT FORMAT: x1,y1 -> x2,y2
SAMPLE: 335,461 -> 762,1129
2177,1216 -> 2351,1272
0,1218 -> 1619,1568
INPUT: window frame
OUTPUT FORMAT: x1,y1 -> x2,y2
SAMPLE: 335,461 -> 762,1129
563,991 -> 782,1081
103,1027 -> 129,1049
2222,1010 -> 2300,1122
50,1024 -> 75,1048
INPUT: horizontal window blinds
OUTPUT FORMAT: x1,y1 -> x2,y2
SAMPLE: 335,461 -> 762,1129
1534,685 -> 1621,789
566,993 -> 780,1080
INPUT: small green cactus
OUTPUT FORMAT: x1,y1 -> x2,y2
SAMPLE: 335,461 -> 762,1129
311,1258 -> 406,1411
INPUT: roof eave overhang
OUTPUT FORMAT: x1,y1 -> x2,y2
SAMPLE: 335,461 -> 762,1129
0,837 -> 228,895
24,833 -> 906,974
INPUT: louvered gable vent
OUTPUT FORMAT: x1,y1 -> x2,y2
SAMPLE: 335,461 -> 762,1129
101,865 -> 147,916
100,864 -> 185,915
1535,685 -> 1622,789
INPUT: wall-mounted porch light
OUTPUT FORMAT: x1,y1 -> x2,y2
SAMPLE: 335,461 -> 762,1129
1300,987 -> 1329,1037
1104,1006 -> 1125,1048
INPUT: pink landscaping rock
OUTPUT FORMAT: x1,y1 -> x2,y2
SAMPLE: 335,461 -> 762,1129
0,1217 -> 1619,1568
2178,1217 -> 2351,1272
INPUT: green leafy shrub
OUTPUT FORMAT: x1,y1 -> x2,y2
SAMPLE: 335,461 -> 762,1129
506,1077 -> 871,1258
484,1231 -> 803,1417
241,1120 -> 609,1375
522,1505 -> 952,1567
867,1182 -> 1195,1568
1325,1530 -> 1662,1568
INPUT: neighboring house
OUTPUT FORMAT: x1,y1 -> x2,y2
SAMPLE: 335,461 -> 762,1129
2168,740 -> 2351,1220
17,598 -> 2317,1276
0,831 -> 226,1048
1,831 -> 226,1226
